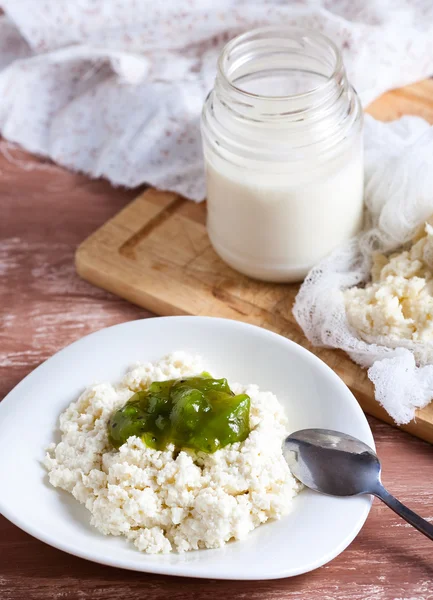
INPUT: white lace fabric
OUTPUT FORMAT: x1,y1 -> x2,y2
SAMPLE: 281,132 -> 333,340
0,0 -> 433,199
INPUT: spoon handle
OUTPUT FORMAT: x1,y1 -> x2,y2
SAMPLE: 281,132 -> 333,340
374,484 -> 433,541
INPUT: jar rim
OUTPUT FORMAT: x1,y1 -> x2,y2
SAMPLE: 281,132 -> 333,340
217,26 -> 343,103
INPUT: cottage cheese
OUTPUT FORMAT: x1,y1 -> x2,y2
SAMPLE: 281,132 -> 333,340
345,223 -> 433,343
44,352 -> 300,554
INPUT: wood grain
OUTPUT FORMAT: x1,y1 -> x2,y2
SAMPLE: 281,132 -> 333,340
76,79 -> 433,445
1,83 -> 433,600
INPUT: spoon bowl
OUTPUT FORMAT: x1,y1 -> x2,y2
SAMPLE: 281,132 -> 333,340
284,428 -> 433,541
284,428 -> 381,496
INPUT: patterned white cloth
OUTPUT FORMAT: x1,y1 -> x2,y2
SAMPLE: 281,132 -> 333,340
0,0 -> 432,199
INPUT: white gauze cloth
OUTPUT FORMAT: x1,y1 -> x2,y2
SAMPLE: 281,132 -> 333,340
294,115 -> 433,425
0,0 -> 432,199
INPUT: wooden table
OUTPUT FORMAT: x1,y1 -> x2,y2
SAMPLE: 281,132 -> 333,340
1,142 -> 433,599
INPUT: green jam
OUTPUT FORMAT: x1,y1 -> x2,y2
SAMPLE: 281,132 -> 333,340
108,375 -> 251,453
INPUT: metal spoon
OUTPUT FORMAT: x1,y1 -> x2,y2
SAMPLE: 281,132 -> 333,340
283,428 -> 433,540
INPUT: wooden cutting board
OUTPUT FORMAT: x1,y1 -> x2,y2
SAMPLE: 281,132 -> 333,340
76,79 -> 433,444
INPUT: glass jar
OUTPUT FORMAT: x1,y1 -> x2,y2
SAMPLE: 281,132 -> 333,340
201,27 -> 364,282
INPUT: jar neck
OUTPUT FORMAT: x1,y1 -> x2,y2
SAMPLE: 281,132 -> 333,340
215,27 -> 347,121
202,27 -> 362,164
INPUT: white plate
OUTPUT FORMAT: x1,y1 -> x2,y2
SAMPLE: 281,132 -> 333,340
0,316 -> 373,580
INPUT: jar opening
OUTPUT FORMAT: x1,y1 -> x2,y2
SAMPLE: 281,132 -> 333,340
217,27 -> 343,103
203,25 -> 361,165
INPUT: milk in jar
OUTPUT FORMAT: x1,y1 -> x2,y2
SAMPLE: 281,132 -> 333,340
201,28 -> 364,282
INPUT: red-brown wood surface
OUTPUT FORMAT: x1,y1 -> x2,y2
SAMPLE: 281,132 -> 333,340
1,146 -> 433,600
